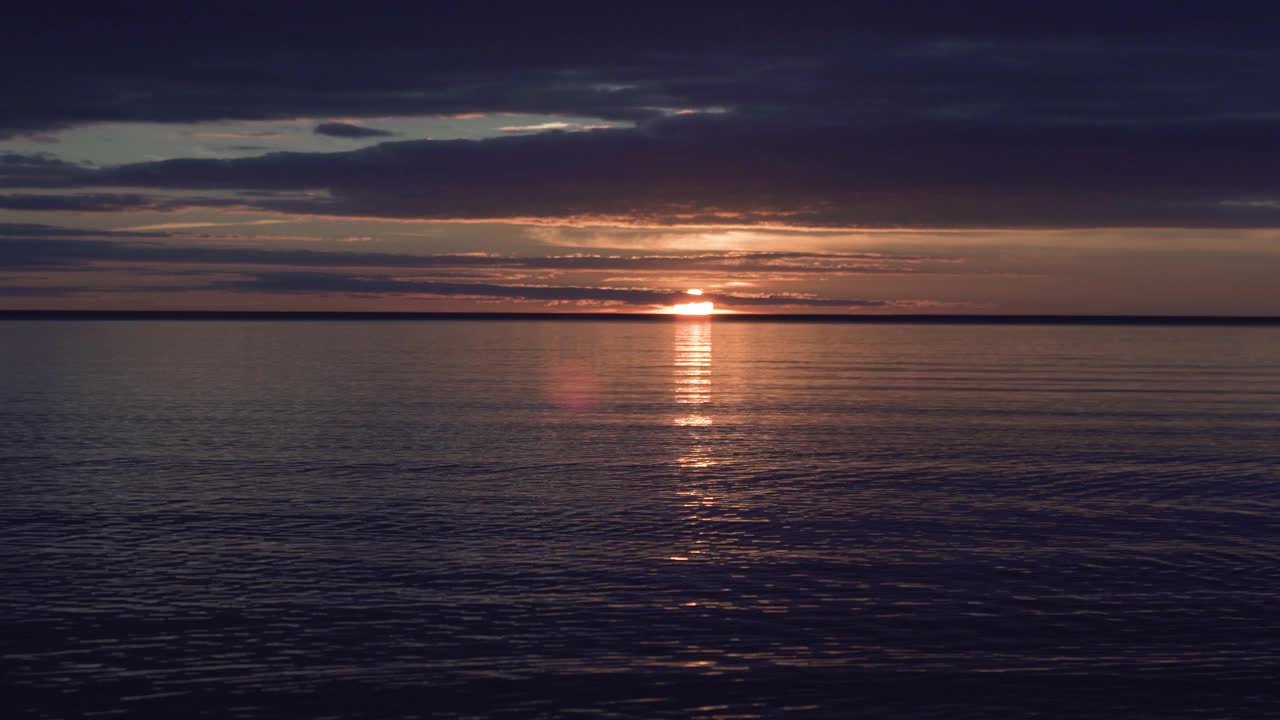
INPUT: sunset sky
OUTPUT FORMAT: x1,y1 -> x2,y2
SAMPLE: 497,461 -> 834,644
2,4 -> 1278,314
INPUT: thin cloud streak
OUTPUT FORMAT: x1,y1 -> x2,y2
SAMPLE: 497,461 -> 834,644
215,271 -> 892,310
0,230 -> 954,275
117,220 -> 289,232
313,122 -> 398,139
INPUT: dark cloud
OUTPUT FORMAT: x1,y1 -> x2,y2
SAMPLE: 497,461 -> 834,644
0,285 -> 78,297
314,123 -> 397,139
215,271 -> 889,309
0,193 -> 152,211
72,116 -> 1280,228
0,153 -> 90,187
0,222 -> 159,238
3,6 -> 1278,136
4,6 -> 1280,229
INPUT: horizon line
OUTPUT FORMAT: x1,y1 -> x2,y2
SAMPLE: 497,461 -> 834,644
2,310 -> 1278,326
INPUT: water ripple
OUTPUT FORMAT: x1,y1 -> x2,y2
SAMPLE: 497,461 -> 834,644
2,321 -> 1278,718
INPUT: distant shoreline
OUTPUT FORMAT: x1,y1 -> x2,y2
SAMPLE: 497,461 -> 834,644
2,311 -> 1278,326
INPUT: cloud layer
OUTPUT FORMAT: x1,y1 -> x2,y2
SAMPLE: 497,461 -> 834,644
0,224 -> 923,308
2,5 -> 1278,313
2,5 -> 1279,229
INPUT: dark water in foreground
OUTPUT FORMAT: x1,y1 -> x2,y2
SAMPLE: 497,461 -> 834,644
2,319 -> 1278,719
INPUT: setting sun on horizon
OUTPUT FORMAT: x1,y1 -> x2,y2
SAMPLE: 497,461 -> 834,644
660,288 -> 717,315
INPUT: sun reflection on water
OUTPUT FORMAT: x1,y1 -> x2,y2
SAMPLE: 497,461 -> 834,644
672,318 -> 713,430
671,318 -> 719,566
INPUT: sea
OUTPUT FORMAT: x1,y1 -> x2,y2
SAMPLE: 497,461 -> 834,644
2,317 -> 1278,719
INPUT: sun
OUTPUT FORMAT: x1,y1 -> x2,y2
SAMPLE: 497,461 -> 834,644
672,301 -> 714,315
669,288 -> 715,315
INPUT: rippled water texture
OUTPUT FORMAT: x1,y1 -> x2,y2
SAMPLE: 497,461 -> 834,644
3,319 -> 1278,718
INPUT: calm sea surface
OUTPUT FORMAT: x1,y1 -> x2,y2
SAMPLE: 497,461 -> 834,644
2,319 -> 1278,718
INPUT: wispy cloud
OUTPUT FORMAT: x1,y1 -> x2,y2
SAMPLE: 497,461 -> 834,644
192,131 -> 285,139
498,122 -> 572,132
117,219 -> 289,231
215,271 -> 892,310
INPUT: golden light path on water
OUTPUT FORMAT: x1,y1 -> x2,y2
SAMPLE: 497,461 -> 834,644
672,318 -> 712,429
670,317 -> 718,564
